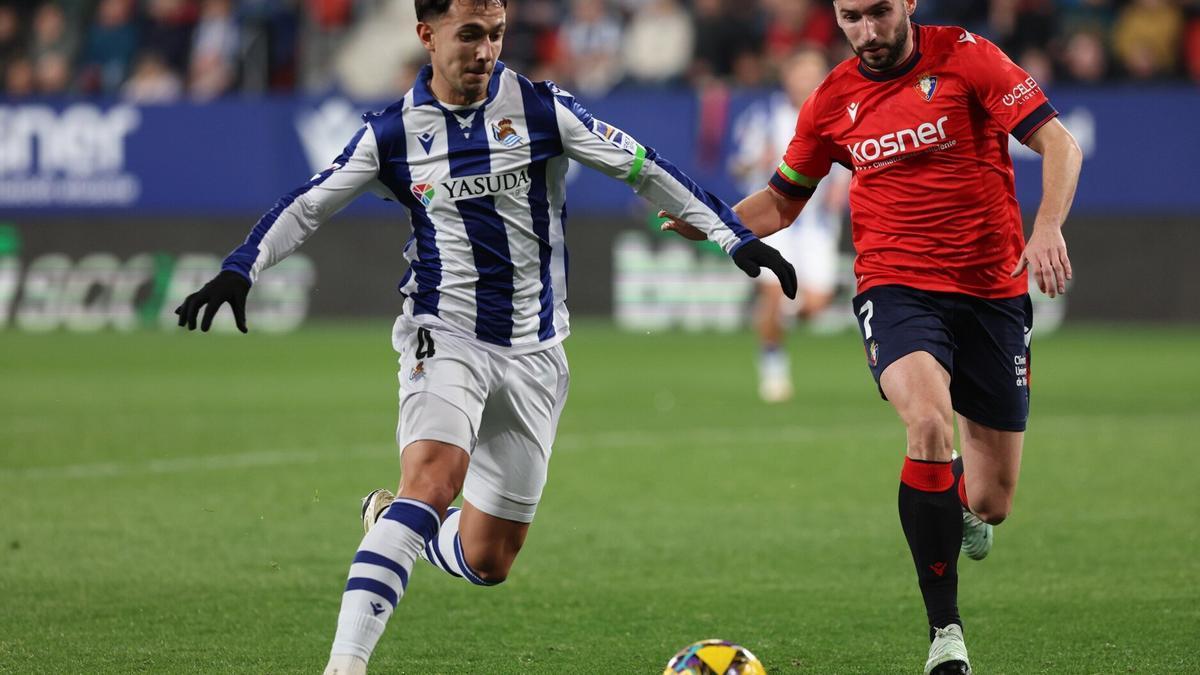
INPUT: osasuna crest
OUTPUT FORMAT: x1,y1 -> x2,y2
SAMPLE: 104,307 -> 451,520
914,72 -> 938,102
491,118 -> 523,147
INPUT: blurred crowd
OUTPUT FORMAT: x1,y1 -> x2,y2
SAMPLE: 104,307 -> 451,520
2,0 -> 1199,102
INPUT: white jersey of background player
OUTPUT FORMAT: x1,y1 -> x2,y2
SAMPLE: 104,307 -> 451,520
729,49 -> 850,403
173,0 -> 795,672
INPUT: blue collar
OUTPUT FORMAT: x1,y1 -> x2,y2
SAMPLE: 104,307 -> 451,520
411,61 -> 507,108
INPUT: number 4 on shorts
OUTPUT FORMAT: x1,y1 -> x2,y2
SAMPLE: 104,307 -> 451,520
416,327 -> 436,359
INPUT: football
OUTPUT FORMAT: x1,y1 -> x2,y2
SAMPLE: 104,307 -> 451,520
663,639 -> 767,675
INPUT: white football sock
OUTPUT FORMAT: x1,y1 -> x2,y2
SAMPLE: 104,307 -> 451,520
329,498 -> 440,662
421,507 -> 499,586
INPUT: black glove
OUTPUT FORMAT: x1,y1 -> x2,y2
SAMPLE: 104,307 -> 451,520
732,239 -> 798,299
174,270 -> 251,333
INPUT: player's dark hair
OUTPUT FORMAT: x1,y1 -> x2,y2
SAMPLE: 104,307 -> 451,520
415,0 -> 507,22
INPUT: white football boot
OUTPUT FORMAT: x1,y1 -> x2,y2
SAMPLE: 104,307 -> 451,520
323,654 -> 367,675
924,624 -> 971,674
960,509 -> 993,561
360,488 -> 394,534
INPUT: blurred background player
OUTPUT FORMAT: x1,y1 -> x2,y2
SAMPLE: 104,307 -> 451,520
729,48 -> 850,403
173,0 -> 795,673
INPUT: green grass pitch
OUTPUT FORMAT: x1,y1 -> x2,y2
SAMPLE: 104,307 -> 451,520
1,322 -> 1197,673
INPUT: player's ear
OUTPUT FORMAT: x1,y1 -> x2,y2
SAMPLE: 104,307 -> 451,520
905,0 -> 917,16
416,21 -> 435,51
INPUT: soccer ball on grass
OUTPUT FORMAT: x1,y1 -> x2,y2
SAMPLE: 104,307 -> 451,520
663,639 -> 767,675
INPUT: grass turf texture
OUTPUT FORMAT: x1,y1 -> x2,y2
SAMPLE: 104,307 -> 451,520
1,323 -> 1197,673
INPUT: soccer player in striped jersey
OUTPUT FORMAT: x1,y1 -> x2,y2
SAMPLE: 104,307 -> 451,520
662,0 -> 1082,672
173,0 -> 796,672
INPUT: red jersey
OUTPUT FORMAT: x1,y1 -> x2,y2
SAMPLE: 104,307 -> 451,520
769,24 -> 1057,298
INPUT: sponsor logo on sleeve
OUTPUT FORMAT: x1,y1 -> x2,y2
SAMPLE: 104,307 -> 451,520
1002,76 -> 1042,106
591,119 -> 639,155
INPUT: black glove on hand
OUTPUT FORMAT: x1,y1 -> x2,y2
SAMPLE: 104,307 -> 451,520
732,239 -> 798,299
175,270 -> 251,333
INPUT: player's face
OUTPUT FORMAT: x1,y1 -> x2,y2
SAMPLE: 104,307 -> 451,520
418,0 -> 506,105
834,0 -> 915,71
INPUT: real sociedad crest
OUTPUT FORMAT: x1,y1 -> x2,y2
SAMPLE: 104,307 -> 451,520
491,118 -> 523,147
914,73 -> 938,102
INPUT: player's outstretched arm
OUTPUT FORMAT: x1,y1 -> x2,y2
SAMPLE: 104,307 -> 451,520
660,187 -> 806,241
175,123 -> 384,333
1012,118 -> 1082,298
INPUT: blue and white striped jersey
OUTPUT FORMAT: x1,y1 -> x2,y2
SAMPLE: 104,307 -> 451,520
223,62 -> 757,353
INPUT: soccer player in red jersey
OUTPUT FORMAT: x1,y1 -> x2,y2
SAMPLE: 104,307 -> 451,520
662,1 -> 1082,672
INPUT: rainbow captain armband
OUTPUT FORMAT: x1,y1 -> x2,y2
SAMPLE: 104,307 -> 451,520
768,162 -> 821,200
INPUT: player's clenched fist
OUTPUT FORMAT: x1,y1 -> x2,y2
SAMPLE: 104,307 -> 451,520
175,270 -> 251,333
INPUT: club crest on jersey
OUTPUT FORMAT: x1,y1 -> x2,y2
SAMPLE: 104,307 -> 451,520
409,360 -> 426,382
491,118 -> 523,147
411,183 -> 435,207
914,73 -> 938,102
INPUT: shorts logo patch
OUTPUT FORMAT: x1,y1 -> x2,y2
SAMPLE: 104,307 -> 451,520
409,360 -> 426,382
867,339 -> 880,367
1014,353 -> 1028,388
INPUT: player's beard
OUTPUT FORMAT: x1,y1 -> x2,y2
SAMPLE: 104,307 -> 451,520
855,19 -> 910,71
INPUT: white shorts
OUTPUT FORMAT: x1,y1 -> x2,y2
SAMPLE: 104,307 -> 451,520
393,316 -> 569,524
758,220 -> 838,294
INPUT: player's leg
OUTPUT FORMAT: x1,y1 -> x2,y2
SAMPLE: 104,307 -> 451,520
755,280 -> 793,403
956,420 -> 1023,525
855,287 -> 969,674
325,321 -> 490,674
755,228 -> 800,402
327,439 -> 469,674
949,293 -> 1033,562
423,343 -> 570,584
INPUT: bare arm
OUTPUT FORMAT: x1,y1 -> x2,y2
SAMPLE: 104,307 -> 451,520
1011,118 -> 1082,298
661,187 -> 808,240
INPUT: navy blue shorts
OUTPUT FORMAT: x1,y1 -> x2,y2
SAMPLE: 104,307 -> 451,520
851,285 -> 1032,432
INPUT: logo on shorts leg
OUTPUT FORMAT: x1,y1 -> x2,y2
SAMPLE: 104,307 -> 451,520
409,360 -> 426,382
867,339 -> 880,367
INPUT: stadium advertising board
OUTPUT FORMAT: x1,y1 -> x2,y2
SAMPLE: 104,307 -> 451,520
0,88 -> 1195,215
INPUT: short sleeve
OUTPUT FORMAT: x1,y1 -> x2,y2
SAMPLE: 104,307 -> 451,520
769,94 -> 832,201
967,37 -> 1058,144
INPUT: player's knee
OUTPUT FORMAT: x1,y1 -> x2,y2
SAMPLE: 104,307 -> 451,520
398,474 -> 463,515
905,413 -> 954,459
466,550 -> 518,585
972,498 -> 1012,525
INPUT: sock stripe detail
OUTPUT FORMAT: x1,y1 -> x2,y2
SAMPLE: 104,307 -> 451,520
344,576 -> 399,608
352,550 -> 410,589
382,499 -> 440,540
429,536 -> 462,578
901,457 -> 954,492
454,533 -> 497,586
